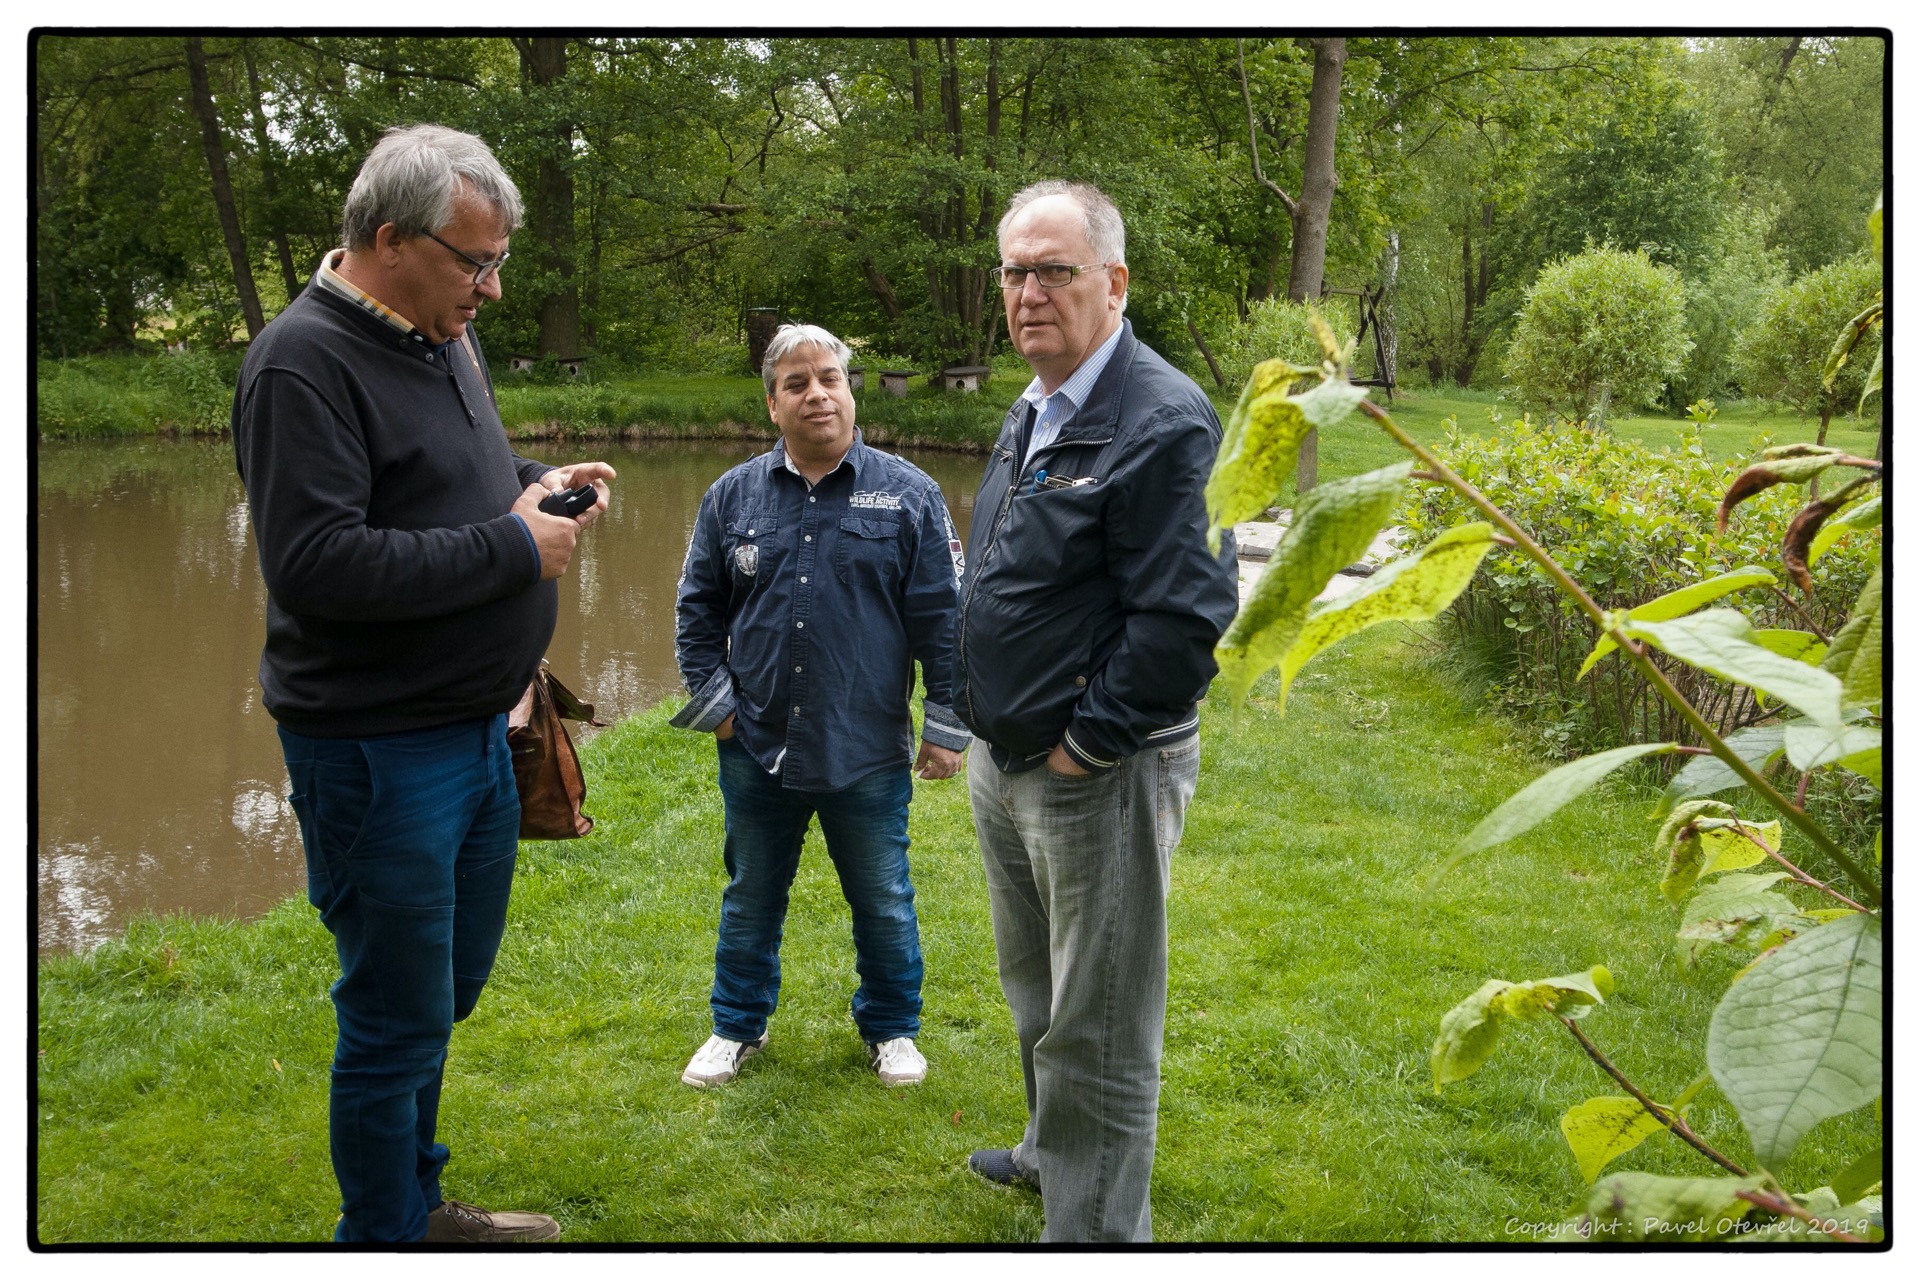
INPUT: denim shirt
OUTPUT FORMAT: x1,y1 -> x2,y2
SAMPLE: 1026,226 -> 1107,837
670,432 -> 972,791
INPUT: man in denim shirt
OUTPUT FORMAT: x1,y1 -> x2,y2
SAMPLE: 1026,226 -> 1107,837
670,324 -> 970,1089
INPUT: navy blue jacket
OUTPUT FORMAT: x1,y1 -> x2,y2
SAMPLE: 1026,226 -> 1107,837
956,321 -> 1239,772
670,433 -> 971,791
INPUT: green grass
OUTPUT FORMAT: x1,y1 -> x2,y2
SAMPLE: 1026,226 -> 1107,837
35,626 -> 1878,1242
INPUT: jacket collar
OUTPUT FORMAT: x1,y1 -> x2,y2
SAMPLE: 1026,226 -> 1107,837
1001,319 -> 1136,448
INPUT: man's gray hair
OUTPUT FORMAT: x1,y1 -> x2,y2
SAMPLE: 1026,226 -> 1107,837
997,180 -> 1127,267
341,124 -> 524,250
761,323 -> 851,396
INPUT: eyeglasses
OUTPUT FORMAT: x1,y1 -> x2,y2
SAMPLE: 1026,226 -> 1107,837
990,262 -> 1111,290
426,232 -> 510,285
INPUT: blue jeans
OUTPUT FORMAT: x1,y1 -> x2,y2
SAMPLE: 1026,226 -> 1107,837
279,716 -> 520,1243
969,737 -> 1202,1243
710,737 -> 922,1044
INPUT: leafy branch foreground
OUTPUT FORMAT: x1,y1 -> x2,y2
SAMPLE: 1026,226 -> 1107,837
1203,223 -> 1883,1242
36,627 -> 1876,1243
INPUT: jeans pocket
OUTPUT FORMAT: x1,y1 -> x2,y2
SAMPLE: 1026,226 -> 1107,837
1154,739 -> 1200,853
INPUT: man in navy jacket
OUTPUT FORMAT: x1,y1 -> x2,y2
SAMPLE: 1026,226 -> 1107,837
956,181 -> 1239,1241
671,324 -> 970,1090
234,124 -> 612,1243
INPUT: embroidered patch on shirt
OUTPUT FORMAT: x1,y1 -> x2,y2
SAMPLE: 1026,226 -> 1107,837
943,508 -> 965,587
849,490 -> 903,510
735,543 -> 759,577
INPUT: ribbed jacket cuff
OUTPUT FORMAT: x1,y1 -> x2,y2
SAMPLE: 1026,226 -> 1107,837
669,668 -> 736,733
1059,723 -> 1121,772
920,701 -> 972,752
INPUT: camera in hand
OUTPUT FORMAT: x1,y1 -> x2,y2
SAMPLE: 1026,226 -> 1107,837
538,483 -> 599,519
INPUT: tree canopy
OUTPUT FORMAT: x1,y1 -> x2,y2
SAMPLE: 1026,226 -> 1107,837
33,32 -> 1886,404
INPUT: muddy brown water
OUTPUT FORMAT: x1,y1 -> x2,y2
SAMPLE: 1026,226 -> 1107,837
35,436 -> 986,954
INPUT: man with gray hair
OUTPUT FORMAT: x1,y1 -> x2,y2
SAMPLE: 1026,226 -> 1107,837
234,123 -> 614,1242
670,323 -> 969,1090
956,180 -> 1238,1240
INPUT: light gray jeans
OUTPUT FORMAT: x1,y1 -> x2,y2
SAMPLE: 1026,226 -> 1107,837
969,736 -> 1201,1243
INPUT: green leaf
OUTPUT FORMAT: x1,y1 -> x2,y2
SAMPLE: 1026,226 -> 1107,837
1270,523 -> 1496,711
1561,1097 -> 1668,1184
1672,1072 -> 1712,1110
1819,567 -> 1881,711
1749,630 -> 1826,666
1448,743 -> 1679,867
1836,746 -> 1882,788
1431,966 -> 1613,1091
1808,494 -> 1879,564
1577,1172 -> 1769,1241
1831,1147 -> 1883,1204
1654,799 -> 1734,904
1783,720 -> 1880,773
1577,566 -> 1777,678
1291,374 -> 1369,431
1203,360 -> 1315,550
1214,462 -> 1412,704
1676,872 -> 1800,965
1694,818 -> 1781,876
1708,913 -> 1882,1167
1657,725 -> 1784,814
1623,611 -> 1845,730
1821,303 -> 1881,391
1859,343 -> 1882,410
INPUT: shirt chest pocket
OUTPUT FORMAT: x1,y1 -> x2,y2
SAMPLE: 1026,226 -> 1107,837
835,515 -> 903,587
724,513 -> 781,592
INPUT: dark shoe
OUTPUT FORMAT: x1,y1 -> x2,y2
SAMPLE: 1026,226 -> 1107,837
967,1148 -> 1039,1192
424,1199 -> 561,1243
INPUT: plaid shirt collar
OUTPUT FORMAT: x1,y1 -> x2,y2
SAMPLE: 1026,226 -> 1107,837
312,249 -> 433,345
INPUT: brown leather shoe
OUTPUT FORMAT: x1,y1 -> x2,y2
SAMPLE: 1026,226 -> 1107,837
423,1198 -> 561,1243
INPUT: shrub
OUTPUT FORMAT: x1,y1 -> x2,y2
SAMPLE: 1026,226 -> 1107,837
1213,296 -> 1356,396
1732,253 -> 1881,442
1401,415 -> 1878,760
1502,247 -> 1693,423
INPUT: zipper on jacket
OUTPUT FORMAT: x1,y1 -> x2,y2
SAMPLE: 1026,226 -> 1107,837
958,444 -> 1022,727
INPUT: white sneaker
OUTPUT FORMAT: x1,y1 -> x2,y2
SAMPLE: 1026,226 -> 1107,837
680,1032 -> 768,1087
868,1036 -> 927,1086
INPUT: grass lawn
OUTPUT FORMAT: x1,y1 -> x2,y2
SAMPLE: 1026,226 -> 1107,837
34,626 -> 1877,1243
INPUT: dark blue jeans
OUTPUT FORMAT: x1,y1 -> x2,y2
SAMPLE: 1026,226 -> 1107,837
711,737 -> 922,1044
279,716 -> 520,1243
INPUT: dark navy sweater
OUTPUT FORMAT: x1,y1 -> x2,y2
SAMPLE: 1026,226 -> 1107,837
233,287 -> 555,738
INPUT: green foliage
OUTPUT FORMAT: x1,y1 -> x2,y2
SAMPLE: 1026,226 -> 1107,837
1430,967 -> 1612,1091
1707,914 -> 1881,1167
1214,461 -> 1410,703
1577,566 -> 1777,677
1502,246 -> 1694,422
1209,297 -> 1356,400
35,351 -> 243,436
1401,418 -> 1876,759
1449,743 -> 1679,867
1733,254 -> 1881,425
1560,1098 -> 1669,1184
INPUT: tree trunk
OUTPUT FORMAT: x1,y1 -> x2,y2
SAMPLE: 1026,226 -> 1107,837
1284,37 -> 1345,303
1187,316 -> 1226,391
185,37 -> 266,341
518,37 -> 580,358
242,42 -> 301,303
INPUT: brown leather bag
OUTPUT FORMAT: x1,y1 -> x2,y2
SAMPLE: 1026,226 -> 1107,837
507,663 -> 604,840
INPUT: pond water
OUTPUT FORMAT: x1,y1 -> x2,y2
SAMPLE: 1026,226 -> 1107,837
35,436 -> 986,954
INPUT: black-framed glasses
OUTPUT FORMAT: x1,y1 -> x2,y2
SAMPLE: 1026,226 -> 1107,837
426,232 -> 510,285
990,262 -> 1110,290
